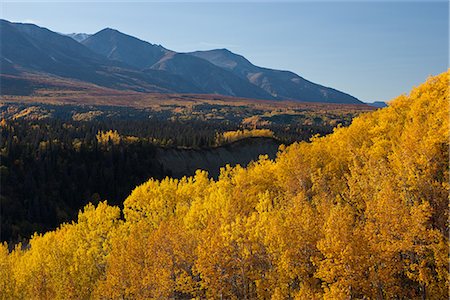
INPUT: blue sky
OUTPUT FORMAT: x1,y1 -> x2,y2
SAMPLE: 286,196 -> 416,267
1,1 -> 448,102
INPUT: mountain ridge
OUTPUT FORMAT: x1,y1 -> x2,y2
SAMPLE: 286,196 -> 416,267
0,20 -> 203,94
0,19 -> 362,104
82,28 -> 172,69
190,49 -> 360,104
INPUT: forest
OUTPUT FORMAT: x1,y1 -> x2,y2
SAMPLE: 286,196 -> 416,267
0,71 -> 448,299
1,100 -> 365,243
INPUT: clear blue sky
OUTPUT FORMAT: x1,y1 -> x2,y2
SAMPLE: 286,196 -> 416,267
1,1 -> 448,102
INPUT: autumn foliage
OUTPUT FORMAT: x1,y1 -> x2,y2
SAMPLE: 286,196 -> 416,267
216,129 -> 275,145
1,72 -> 448,299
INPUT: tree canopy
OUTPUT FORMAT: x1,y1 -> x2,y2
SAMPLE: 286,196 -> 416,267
0,71 -> 448,299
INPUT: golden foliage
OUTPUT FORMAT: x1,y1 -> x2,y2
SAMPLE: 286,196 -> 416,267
216,129 -> 274,144
1,71 -> 448,299
96,130 -> 121,145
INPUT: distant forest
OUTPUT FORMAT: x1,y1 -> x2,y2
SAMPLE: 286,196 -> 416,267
0,101 -> 362,242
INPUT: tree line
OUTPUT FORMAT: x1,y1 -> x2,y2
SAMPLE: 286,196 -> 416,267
0,114 -> 334,243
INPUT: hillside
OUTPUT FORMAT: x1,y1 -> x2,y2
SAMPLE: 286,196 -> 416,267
82,28 -> 171,69
0,20 -> 199,94
156,137 -> 280,178
151,52 -> 274,99
190,49 -> 361,103
1,19 -> 362,104
0,72 -> 447,299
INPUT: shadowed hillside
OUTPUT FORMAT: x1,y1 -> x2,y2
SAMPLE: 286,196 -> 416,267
156,137 -> 280,178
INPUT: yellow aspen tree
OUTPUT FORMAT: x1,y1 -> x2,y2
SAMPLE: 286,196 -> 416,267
0,243 -> 14,300
316,204 -> 370,300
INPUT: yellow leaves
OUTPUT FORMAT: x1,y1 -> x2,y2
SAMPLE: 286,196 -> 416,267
195,214 -> 272,299
361,181 -> 446,298
2,202 -> 121,299
124,177 -> 182,226
216,128 -> 275,145
96,129 -> 121,145
260,194 -> 321,297
97,219 -> 198,299
96,130 -> 142,146
1,71 -> 449,299
316,204 -> 369,297
124,170 -> 213,228
0,243 -> 14,300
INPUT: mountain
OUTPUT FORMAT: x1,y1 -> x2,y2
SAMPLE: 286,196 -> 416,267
83,30 -> 273,99
82,28 -> 171,69
0,20 -> 201,94
190,49 -> 361,104
0,20 -> 105,78
0,19 -> 362,104
66,33 -> 91,42
151,52 -> 273,99
367,101 -> 388,108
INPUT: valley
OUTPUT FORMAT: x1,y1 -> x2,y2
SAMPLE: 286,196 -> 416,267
0,100 -> 372,242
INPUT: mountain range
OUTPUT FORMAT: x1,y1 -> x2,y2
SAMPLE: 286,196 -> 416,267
0,19 -> 362,104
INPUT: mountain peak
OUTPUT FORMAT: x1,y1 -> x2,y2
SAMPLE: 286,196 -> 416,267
83,28 -> 171,69
92,27 -> 128,39
217,48 -> 232,53
98,27 -> 120,34
89,28 -> 160,48
66,33 -> 91,42
207,48 -> 239,57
